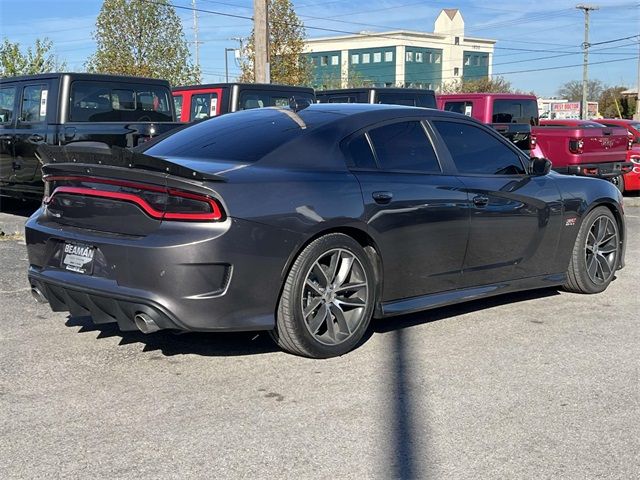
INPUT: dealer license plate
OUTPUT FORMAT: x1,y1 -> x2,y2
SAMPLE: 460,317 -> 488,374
61,242 -> 95,274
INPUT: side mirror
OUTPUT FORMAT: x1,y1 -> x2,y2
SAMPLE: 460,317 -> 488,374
529,157 -> 552,176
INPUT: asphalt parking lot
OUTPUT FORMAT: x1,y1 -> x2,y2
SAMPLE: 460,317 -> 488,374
1,199 -> 639,479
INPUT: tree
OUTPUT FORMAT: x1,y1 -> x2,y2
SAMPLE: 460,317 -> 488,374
86,0 -> 199,86
0,38 -> 66,78
239,0 -> 311,85
598,85 -> 635,118
557,79 -> 603,101
441,76 -> 512,94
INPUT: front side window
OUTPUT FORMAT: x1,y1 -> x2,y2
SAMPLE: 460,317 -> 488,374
368,121 -> 440,173
433,120 -> 526,175
173,94 -> 183,119
21,84 -> 47,123
444,101 -> 473,116
0,86 -> 16,124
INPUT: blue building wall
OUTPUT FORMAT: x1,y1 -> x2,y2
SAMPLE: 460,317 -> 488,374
348,47 -> 397,87
306,51 -> 342,88
462,51 -> 489,81
404,47 -> 443,89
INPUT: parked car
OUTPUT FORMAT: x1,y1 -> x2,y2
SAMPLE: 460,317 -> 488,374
171,83 -> 316,122
0,73 -> 181,200
26,104 -> 626,358
593,118 -> 640,192
316,87 -> 436,108
436,93 -> 538,153
534,119 -> 632,192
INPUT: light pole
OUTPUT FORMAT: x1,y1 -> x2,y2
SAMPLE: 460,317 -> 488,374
577,4 -> 599,120
224,48 -> 236,83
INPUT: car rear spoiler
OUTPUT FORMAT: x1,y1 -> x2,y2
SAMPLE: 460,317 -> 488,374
36,144 -> 226,182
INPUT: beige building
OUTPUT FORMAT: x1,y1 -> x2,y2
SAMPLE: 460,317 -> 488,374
304,9 -> 496,90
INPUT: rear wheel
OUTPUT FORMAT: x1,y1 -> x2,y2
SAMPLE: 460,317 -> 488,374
563,206 -> 620,294
272,233 -> 375,358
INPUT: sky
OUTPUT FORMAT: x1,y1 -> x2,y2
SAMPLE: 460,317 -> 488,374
0,0 -> 638,97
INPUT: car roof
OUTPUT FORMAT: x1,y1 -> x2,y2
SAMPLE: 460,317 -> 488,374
0,72 -> 170,85
172,83 -> 314,93
317,87 -> 435,95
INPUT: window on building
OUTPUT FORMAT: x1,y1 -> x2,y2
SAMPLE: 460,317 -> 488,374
474,56 -> 480,66
464,56 -> 470,66
481,56 -> 488,66
373,52 -> 382,63
384,51 -> 393,62
454,67 -> 459,76
331,55 -> 339,66
362,53 -> 370,64
405,51 -> 413,62
454,37 -> 460,45
415,52 -> 423,62
320,56 -> 328,66
368,121 -> 440,173
351,54 -> 359,64
432,120 -> 525,175
434,53 -> 441,64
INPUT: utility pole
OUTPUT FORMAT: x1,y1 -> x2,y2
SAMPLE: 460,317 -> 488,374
635,37 -> 640,120
577,4 -> 598,120
253,0 -> 270,83
192,0 -> 202,71
224,48 -> 235,83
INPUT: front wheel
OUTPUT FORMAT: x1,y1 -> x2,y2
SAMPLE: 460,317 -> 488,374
563,206 -> 621,294
272,233 -> 376,358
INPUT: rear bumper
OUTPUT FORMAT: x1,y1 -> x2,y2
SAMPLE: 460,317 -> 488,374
25,208 -> 304,332
556,161 -> 633,179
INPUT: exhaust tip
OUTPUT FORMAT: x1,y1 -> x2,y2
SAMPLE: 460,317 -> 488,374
134,312 -> 160,334
31,286 -> 47,304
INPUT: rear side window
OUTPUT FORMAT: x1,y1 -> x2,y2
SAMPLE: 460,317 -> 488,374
347,134 -> 377,169
433,120 -> 526,175
368,121 -> 440,172
444,101 -> 473,117
0,86 -> 16,124
190,93 -> 218,121
417,93 -> 436,108
21,84 -> 48,123
69,81 -> 173,122
492,99 -> 539,126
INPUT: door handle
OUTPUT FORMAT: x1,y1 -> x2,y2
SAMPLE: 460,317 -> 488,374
28,134 -> 44,142
472,195 -> 489,208
372,191 -> 393,204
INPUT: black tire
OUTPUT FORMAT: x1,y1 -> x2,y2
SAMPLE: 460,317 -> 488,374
611,175 -> 625,194
563,206 -> 620,294
271,233 -> 376,358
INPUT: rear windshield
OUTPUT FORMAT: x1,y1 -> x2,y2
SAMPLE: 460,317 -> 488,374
142,107 -> 340,162
492,99 -> 538,126
69,81 -> 173,122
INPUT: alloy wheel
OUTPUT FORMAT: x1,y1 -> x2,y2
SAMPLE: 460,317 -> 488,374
301,248 -> 370,346
585,215 -> 619,285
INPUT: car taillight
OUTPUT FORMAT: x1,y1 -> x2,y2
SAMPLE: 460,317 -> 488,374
569,138 -> 584,154
43,176 -> 224,222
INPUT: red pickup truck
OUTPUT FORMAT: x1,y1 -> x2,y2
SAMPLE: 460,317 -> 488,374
534,119 -> 632,192
594,118 -> 640,192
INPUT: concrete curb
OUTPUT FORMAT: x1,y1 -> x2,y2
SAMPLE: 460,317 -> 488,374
624,196 -> 640,208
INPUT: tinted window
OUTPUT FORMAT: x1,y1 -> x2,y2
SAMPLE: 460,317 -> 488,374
417,93 -> 436,108
0,86 -> 16,124
433,120 -> 526,175
347,134 -> 377,169
492,99 -> 539,126
173,94 -> 183,119
142,107 -> 336,163
444,101 -> 473,116
368,121 -> 440,172
190,93 -> 218,121
69,81 -> 173,122
328,96 -> 357,103
21,84 -> 47,123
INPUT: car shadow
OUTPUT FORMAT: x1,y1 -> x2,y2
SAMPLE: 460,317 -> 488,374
64,316 -> 280,357
64,287 -> 562,358
0,198 -> 40,217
